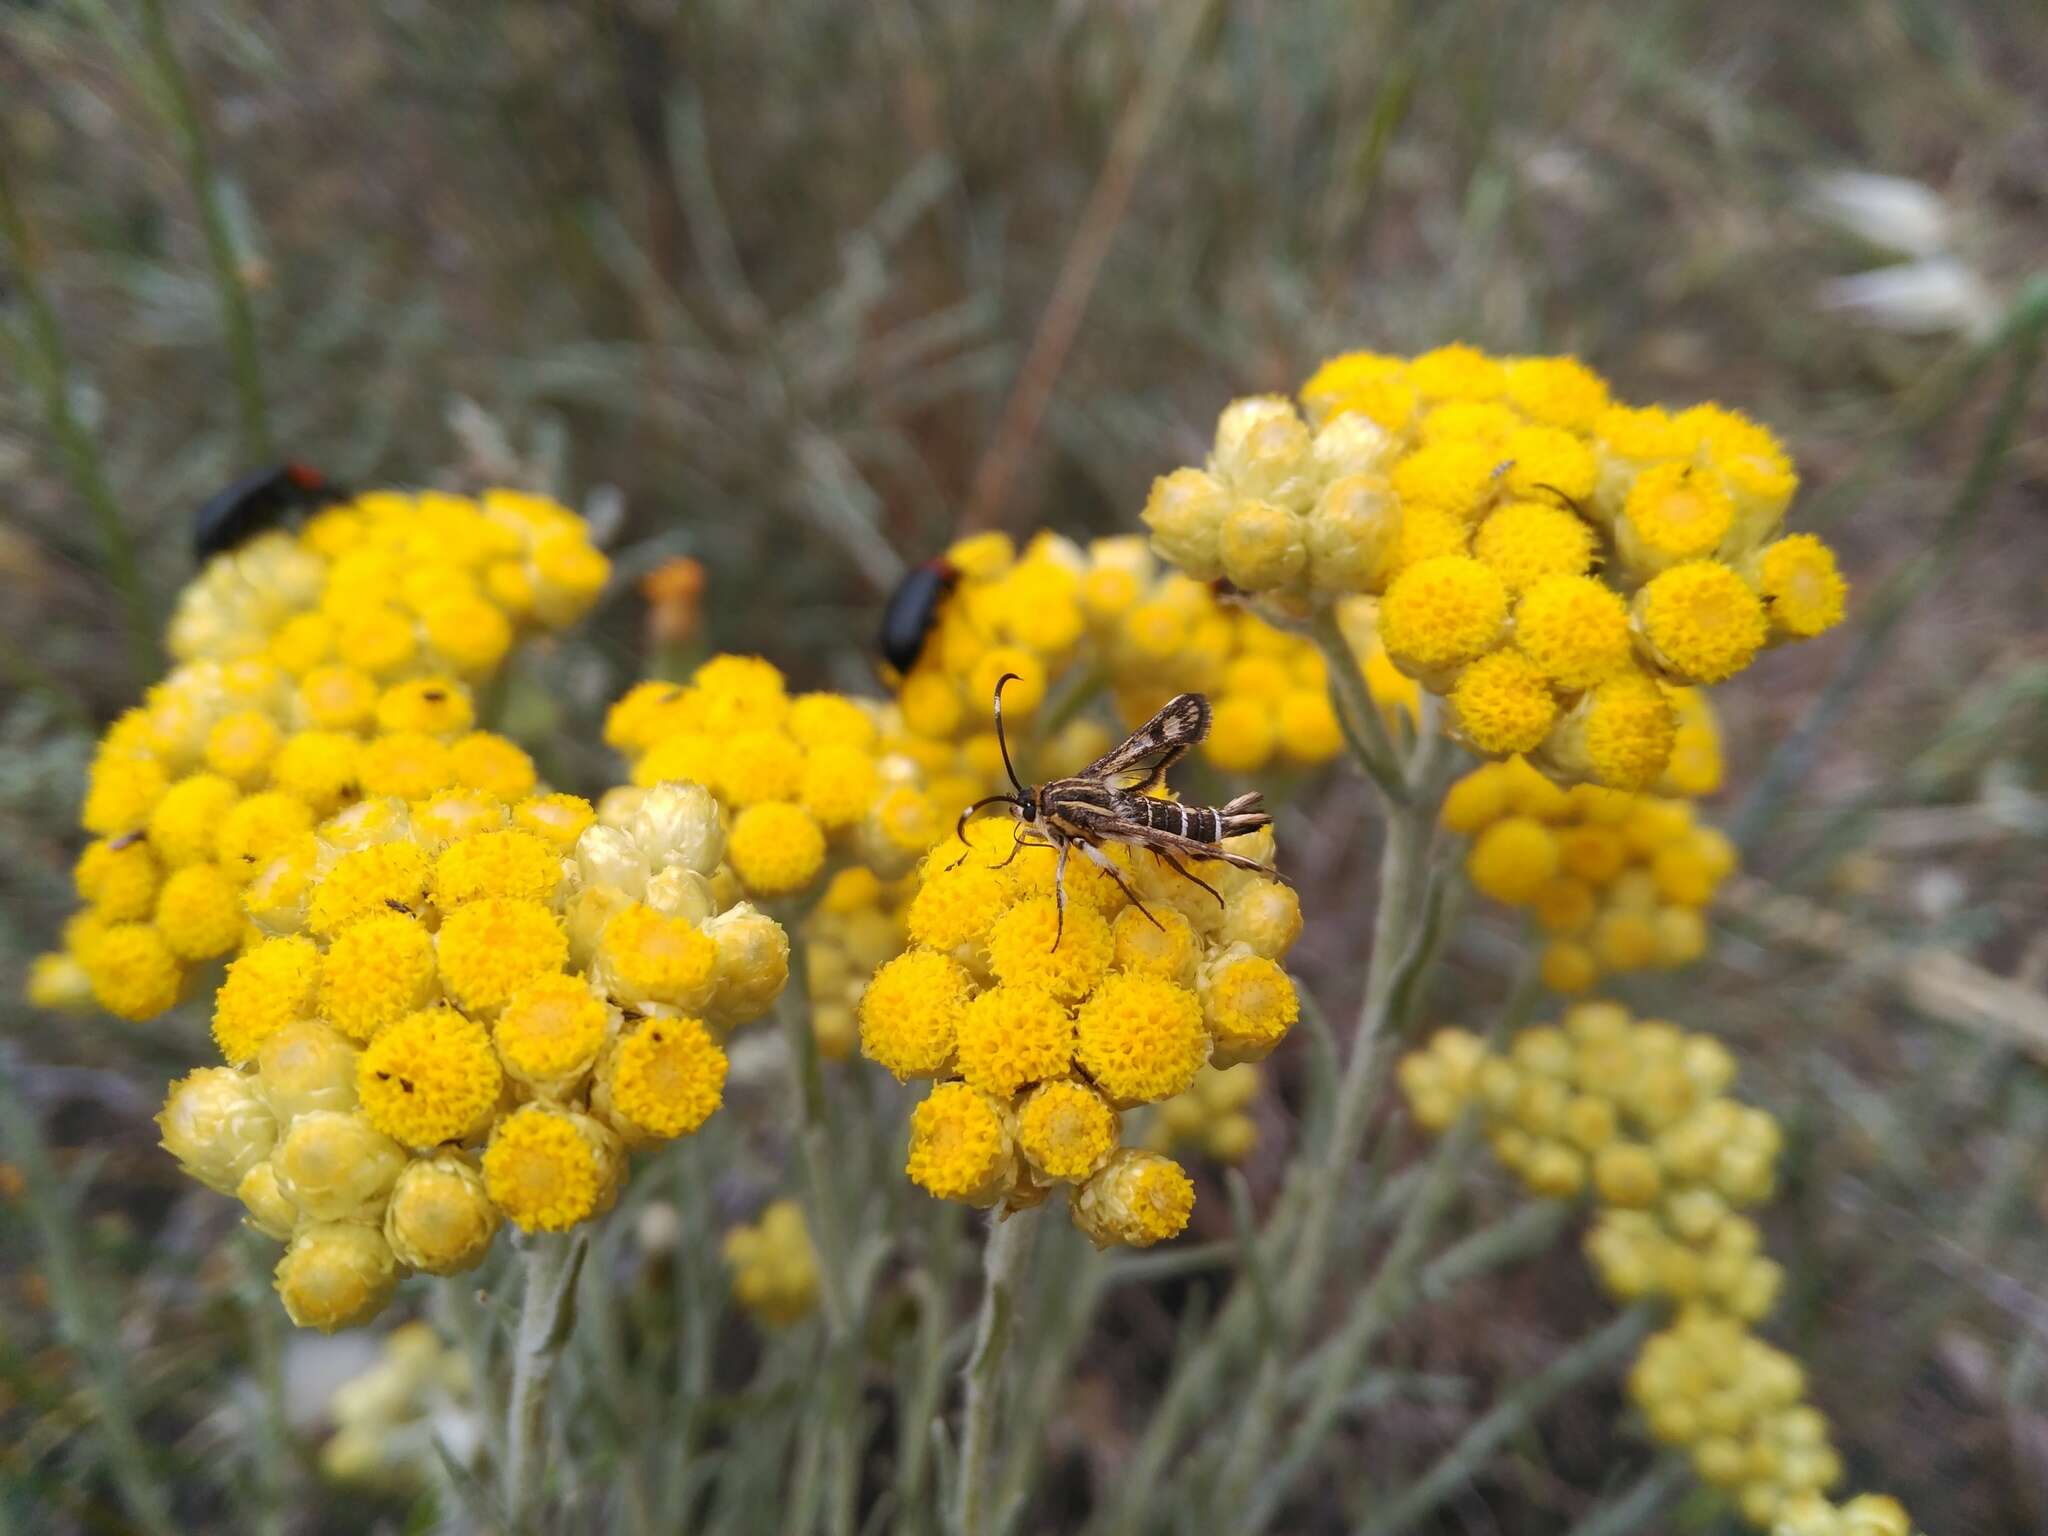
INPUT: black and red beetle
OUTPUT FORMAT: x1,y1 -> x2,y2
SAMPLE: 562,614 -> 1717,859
193,463 -> 347,561
877,556 -> 960,677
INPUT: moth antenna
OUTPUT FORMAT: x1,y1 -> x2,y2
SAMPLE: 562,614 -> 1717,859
991,672 -> 1029,797
955,794 -> 1025,851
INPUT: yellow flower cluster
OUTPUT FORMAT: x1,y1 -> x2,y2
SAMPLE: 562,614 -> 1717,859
887,531 -> 1414,793
318,1320 -> 475,1489
722,1198 -> 820,1327
606,656 -> 935,900
156,781 -> 787,1330
1145,1063 -> 1262,1165
35,488 -> 610,1021
1141,349 -> 1847,789
858,817 -> 1301,1247
803,868 -> 915,1060
1442,700 -> 1734,993
1399,1001 -> 1918,1533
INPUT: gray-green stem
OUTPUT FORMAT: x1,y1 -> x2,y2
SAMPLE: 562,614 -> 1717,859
504,1231 -> 588,1531
136,0 -> 274,463
955,1208 -> 1040,1536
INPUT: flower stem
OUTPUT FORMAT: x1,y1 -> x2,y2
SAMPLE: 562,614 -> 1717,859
1351,1304 -> 1658,1536
503,1231 -> 588,1532
136,0 -> 274,463
0,151 -> 158,681
955,1207 -> 1040,1536
1310,607 -> 1407,802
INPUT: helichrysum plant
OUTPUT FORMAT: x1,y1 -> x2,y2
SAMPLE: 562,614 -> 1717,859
157,780 -> 787,1328
34,487 -> 610,1019
1400,1000 -> 1915,1531
858,814 -> 1300,1247
1141,347 -> 1848,789
722,1197 -> 822,1327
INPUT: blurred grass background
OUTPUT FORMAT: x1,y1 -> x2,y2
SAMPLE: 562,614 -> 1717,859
2,2 -> 2045,1532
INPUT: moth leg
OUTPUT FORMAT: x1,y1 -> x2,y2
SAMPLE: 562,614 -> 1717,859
1127,825 -> 1292,886
1075,838 -> 1161,930
992,825 -> 1051,872
1051,838 -> 1071,951
1149,846 -> 1226,909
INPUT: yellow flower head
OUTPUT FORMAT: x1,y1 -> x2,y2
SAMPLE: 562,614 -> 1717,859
905,1082 -> 1014,1205
308,842 -> 432,938
274,1109 -> 406,1222
432,829 -> 562,909
727,802 -> 828,897
1634,561 -> 1768,684
1073,972 -> 1208,1106
317,912 -> 438,1042
150,773 -> 242,867
1752,534 -> 1847,640
1449,648 -> 1561,756
859,949 -> 972,1080
1380,556 -> 1509,675
1015,1079 -> 1120,1182
254,1018 -> 360,1125
1472,498 -> 1596,595
483,1105 -> 623,1233
1112,903 -> 1200,985
987,898 -> 1113,1003
76,836 -> 163,921
1073,1149 -> 1194,1249
1513,575 -> 1633,691
907,862 -> 1012,955
357,1009 -> 504,1148
159,1066 -> 279,1194
1198,951 -> 1299,1065
436,897 -> 567,1014
215,792 -> 316,880
1467,815 -> 1560,905
85,922 -> 185,1020
597,1016 -> 728,1140
955,984 -> 1074,1097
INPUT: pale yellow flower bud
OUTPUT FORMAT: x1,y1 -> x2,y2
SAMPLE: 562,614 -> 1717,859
1306,473 -> 1401,594
1140,467 -> 1231,581
630,780 -> 726,876
1072,1148 -> 1194,1249
1219,500 -> 1309,592
236,1158 -> 301,1240
159,1067 -> 279,1195
643,866 -> 717,925
1211,396 -> 1314,507
574,825 -> 649,900
1310,411 -> 1397,481
274,1110 -> 407,1223
274,1222 -> 399,1332
385,1151 -> 500,1274
256,1019 -> 361,1125
703,903 -> 790,1028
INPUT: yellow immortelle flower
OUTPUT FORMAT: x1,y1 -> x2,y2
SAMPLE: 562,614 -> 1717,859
254,1019 -> 358,1124
1449,649 -> 1560,756
905,1082 -> 1013,1205
597,902 -> 717,1010
1634,561 -> 1768,684
432,829 -> 562,909
1015,1080 -> 1120,1181
1752,534 -> 1847,640
494,973 -> 610,1090
483,1105 -> 624,1233
1467,817 -> 1559,904
158,1067 -> 279,1194
859,949 -> 972,1080
955,985 -> 1074,1098
216,792 -> 316,879
358,1009 -> 504,1148
436,897 -> 567,1014
1074,973 -> 1208,1106
150,773 -> 242,867
987,898 -> 1113,1002
84,922 -> 184,1020
154,863 -> 245,960
76,836 -> 162,921
275,1109 -> 407,1222
1472,499 -> 1597,594
1198,952 -> 1299,1065
1380,556 -> 1509,675
727,802 -> 828,896
1072,1149 -> 1194,1249
1514,575 -> 1633,691
724,1199 -> 821,1328
596,1016 -> 728,1140
308,842 -> 432,938
1545,672 -> 1677,792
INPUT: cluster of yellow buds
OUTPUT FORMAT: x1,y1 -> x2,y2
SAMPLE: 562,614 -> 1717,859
156,781 -> 787,1330
857,816 -> 1300,1247
605,656 -> 935,900
1399,1001 -> 1917,1533
318,1320 -> 476,1488
721,1198 -> 820,1326
803,868 -> 915,1060
1441,710 -> 1735,994
33,488 -> 610,1021
887,531 -> 1415,796
1144,1062 -> 1261,1165
1141,348 -> 1847,789
1630,1316 -> 1926,1533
